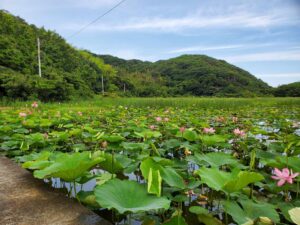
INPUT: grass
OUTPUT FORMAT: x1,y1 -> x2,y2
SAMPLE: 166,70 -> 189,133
1,96 -> 300,110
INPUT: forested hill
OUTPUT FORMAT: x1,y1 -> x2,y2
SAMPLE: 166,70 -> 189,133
98,54 -> 272,97
0,10 -> 274,100
0,10 -> 116,101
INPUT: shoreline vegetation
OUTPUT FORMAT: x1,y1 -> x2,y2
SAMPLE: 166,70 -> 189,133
1,97 -> 300,108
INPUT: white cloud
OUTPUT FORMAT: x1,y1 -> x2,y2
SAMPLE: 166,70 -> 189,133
255,73 -> 300,87
70,0 -> 120,9
224,50 -> 300,63
61,6 -> 300,33
168,45 -> 244,54
257,73 -> 300,78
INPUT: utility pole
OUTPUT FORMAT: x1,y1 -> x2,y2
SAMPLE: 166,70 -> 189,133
123,83 -> 126,93
101,74 -> 104,95
37,37 -> 42,77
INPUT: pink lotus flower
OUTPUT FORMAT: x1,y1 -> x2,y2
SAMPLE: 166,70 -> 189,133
31,101 -> 38,108
78,111 -> 83,116
179,127 -> 186,133
19,112 -> 27,117
155,117 -> 162,122
164,117 -> 169,122
149,125 -> 156,130
271,168 -> 299,186
203,127 -> 215,134
233,128 -> 246,137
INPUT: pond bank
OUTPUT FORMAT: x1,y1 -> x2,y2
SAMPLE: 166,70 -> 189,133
0,156 -> 112,225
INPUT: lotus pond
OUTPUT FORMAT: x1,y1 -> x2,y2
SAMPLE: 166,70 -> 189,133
1,98 -> 300,225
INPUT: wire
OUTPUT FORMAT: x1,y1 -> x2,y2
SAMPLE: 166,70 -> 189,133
67,0 -> 127,39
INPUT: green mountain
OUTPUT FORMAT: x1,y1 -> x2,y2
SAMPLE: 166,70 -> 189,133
274,82 -> 300,97
0,10 -> 275,100
0,10 -> 116,101
98,54 -> 272,97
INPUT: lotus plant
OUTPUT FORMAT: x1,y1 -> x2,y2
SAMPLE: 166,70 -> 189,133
271,168 -> 299,187
203,127 -> 215,134
19,112 -> 27,117
149,125 -> 156,130
31,101 -> 38,108
155,116 -> 162,122
233,128 -> 246,137
179,126 -> 186,133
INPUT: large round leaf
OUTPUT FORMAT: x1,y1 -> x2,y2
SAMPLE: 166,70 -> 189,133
94,179 -> 170,214
34,152 -> 105,181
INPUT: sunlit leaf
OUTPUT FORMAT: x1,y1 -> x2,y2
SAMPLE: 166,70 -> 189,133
94,179 -> 170,214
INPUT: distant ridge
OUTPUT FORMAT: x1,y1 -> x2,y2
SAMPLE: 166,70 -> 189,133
0,10 -> 279,100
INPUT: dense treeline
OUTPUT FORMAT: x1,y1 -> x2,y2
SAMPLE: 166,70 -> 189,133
274,82 -> 300,97
0,10 -> 298,100
98,54 -> 272,97
0,10 -> 116,101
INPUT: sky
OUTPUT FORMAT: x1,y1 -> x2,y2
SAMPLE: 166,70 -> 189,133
1,0 -> 300,87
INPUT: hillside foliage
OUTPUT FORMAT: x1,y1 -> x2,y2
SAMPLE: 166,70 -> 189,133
274,82 -> 300,97
1,10 -> 298,100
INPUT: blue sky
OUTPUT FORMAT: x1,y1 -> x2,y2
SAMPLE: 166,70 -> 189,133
1,0 -> 300,87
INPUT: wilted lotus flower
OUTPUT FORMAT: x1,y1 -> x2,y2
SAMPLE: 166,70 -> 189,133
203,127 -> 216,134
271,168 -> 299,186
292,122 -> 300,128
19,112 -> 27,117
101,141 -> 108,149
31,101 -> 38,108
184,189 -> 196,197
43,133 -> 49,139
164,117 -> 169,122
155,117 -> 162,122
149,125 -> 156,130
179,126 -> 186,133
232,116 -> 238,123
233,128 -> 246,137
216,116 -> 225,123
184,148 -> 192,156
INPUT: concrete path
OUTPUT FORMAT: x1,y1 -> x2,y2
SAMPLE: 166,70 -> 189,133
0,156 -> 112,225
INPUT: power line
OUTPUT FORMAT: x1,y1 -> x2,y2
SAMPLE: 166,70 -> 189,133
67,0 -> 127,40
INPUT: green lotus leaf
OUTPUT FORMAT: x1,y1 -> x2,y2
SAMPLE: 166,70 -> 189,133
148,168 -> 162,197
134,130 -> 162,139
22,151 -> 52,170
94,179 -> 170,214
163,215 -> 188,225
195,167 -> 264,193
199,135 -> 227,146
189,206 -> 222,225
95,151 -> 124,173
121,142 -> 149,151
278,202 -> 295,223
289,207 -> 300,225
223,171 -> 264,193
187,152 -> 243,168
33,152 -> 105,181
102,134 -> 125,143
160,167 -> 185,189
141,157 -> 185,189
182,130 -> 198,142
96,172 -> 116,186
195,167 -> 232,191
224,199 -> 280,225
76,191 -> 100,209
